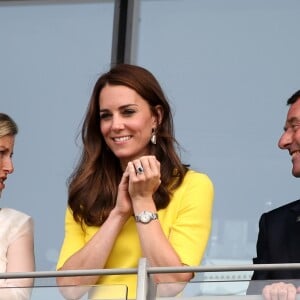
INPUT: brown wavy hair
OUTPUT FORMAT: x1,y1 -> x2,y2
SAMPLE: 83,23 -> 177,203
68,64 -> 188,226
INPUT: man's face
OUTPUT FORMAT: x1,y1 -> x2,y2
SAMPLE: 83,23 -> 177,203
278,99 -> 300,177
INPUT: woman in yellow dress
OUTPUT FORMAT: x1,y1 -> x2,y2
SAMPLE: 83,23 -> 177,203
56,64 -> 214,299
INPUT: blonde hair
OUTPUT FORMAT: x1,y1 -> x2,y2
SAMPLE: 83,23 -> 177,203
0,113 -> 18,138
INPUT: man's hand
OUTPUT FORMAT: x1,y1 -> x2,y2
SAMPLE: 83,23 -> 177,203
262,282 -> 297,300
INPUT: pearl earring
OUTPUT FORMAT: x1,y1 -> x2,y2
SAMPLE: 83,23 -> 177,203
151,129 -> 157,144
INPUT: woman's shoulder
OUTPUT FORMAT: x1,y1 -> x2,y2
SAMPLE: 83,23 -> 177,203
0,208 -> 33,239
172,169 -> 214,196
0,208 -> 32,223
183,169 -> 213,185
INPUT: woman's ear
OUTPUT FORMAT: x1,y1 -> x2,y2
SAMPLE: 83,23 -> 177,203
154,105 -> 163,126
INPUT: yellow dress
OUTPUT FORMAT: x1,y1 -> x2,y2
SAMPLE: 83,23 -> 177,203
56,170 -> 214,299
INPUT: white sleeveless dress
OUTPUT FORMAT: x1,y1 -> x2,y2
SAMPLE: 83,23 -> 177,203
0,208 -> 34,299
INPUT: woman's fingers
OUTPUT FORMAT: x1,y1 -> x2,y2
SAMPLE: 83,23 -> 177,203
131,156 -> 160,177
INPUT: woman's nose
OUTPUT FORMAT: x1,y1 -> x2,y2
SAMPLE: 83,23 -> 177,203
111,116 -> 125,130
3,157 -> 14,174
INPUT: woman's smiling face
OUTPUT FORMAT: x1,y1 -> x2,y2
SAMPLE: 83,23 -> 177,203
99,84 -> 160,168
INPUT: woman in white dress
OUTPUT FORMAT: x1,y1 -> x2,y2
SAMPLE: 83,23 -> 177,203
0,113 -> 35,299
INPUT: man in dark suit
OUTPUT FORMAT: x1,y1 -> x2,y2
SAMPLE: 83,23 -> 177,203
247,90 -> 300,299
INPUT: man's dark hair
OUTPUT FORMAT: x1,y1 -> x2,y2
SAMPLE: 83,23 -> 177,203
287,90 -> 300,105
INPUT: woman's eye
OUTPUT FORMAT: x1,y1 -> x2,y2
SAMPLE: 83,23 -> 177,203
123,109 -> 135,116
0,150 -> 11,158
99,113 -> 111,120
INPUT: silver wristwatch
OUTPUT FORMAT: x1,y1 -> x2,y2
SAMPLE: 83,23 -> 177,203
135,211 -> 158,224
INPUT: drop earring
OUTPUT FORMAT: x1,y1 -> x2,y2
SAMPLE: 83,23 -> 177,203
151,129 -> 157,145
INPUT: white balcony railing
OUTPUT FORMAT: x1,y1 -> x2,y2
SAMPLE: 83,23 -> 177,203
1,259 -> 300,300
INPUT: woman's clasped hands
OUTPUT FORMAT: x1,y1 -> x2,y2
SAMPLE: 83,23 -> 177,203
115,155 -> 161,218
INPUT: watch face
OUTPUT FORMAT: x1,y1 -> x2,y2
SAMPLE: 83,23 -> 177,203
135,211 -> 158,224
140,212 -> 151,223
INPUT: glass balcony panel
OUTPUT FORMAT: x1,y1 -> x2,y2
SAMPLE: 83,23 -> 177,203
0,284 -> 128,300
155,278 -> 300,299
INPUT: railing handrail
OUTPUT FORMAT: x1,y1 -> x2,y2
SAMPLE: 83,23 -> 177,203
0,268 -> 137,279
148,262 -> 300,274
2,260 -> 300,300
1,262 -> 300,279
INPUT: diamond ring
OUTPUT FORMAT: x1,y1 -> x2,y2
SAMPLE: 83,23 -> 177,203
136,166 -> 144,174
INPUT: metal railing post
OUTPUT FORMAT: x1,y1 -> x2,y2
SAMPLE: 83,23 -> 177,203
136,258 -> 148,300
136,257 -> 156,300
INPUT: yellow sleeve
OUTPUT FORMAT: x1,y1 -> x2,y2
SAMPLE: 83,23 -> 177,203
56,207 -> 86,270
170,171 -> 214,266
